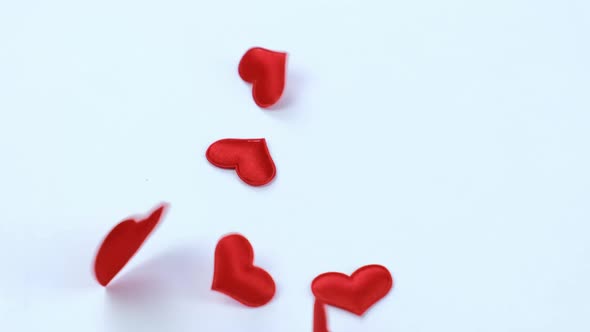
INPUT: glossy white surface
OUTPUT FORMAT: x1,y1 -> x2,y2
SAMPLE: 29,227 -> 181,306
1,1 -> 589,331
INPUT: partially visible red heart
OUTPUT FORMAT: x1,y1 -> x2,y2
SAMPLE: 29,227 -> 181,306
239,47 -> 287,108
313,299 -> 329,332
94,203 -> 168,286
312,264 -> 393,316
206,138 -> 276,186
212,233 -> 276,307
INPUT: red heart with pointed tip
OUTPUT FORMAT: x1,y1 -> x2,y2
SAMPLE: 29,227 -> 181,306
312,264 -> 393,316
239,47 -> 287,108
206,138 -> 276,186
94,203 -> 168,286
212,233 -> 276,307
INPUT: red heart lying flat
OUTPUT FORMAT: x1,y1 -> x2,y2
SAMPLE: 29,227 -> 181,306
212,233 -> 276,307
239,47 -> 287,108
94,203 -> 168,286
312,264 -> 393,316
206,138 -> 276,186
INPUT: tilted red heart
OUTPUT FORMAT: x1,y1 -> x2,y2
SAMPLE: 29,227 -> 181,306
238,47 -> 287,108
212,233 -> 276,307
206,138 -> 276,186
312,264 -> 393,316
94,203 -> 168,286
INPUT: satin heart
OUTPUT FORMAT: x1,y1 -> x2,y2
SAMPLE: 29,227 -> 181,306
94,203 -> 168,286
312,264 -> 393,316
313,299 -> 329,332
212,233 -> 276,307
239,47 -> 287,108
206,138 -> 276,186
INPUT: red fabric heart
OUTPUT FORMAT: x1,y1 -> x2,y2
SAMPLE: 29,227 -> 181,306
312,264 -> 393,316
94,203 -> 168,286
313,299 -> 329,332
206,138 -> 276,186
239,47 -> 287,108
212,233 -> 276,307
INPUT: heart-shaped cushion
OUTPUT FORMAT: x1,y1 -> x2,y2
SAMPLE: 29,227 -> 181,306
312,264 -> 393,315
94,203 -> 168,286
212,233 -> 276,307
206,138 -> 276,186
239,47 -> 287,108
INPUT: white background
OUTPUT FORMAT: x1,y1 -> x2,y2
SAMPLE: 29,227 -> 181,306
1,0 -> 589,331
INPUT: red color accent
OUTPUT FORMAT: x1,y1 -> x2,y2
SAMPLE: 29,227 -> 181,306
311,264 -> 393,316
94,203 -> 168,286
206,138 -> 276,186
212,233 -> 276,307
313,300 -> 329,332
239,47 -> 287,108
